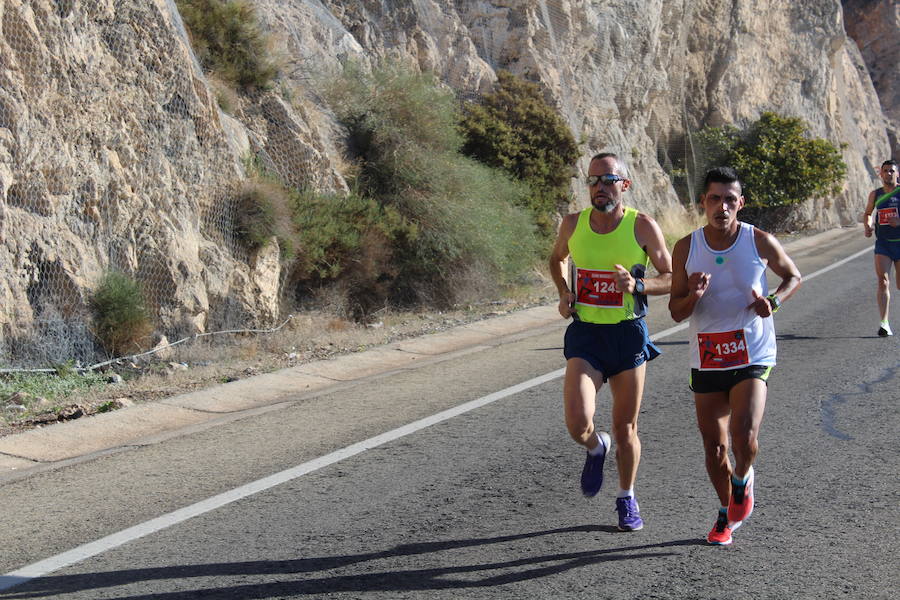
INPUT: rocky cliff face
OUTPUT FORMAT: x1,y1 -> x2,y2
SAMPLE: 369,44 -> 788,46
842,0 -> 900,162
301,0 -> 889,225
0,0 -> 283,363
0,0 -> 894,365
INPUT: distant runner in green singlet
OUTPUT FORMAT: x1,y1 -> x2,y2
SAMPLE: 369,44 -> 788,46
863,159 -> 900,337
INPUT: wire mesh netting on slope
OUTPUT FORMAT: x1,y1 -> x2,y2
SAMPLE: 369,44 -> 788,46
0,0 -> 869,369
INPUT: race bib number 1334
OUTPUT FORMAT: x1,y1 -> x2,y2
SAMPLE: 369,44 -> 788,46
697,329 -> 750,369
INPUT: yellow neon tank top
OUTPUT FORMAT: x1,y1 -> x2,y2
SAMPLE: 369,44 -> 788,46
568,206 -> 649,324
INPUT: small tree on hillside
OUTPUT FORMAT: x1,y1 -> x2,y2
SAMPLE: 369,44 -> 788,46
695,112 -> 846,228
459,71 -> 580,236
311,61 -> 541,314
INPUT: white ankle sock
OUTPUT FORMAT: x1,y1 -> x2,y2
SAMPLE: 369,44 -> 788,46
617,488 -> 634,499
588,433 -> 606,456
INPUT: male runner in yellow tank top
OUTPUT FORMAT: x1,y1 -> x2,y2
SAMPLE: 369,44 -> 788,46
549,153 -> 672,531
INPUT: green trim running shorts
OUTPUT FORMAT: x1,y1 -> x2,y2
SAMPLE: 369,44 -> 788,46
689,365 -> 773,394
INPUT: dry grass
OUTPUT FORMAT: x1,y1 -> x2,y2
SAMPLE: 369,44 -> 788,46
208,74 -> 241,114
654,203 -> 705,250
0,276 -> 557,437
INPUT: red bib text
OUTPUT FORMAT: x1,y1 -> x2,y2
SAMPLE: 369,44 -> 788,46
878,207 -> 899,225
697,329 -> 750,369
575,268 -> 623,308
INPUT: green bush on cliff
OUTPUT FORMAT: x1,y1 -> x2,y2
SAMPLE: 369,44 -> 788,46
695,112 -> 846,226
319,61 -> 541,310
290,187 -> 413,282
289,188 -> 417,319
176,0 -> 278,91
459,71 -> 580,236
90,271 -> 153,356
232,157 -> 410,318
324,61 -> 464,199
234,180 -> 298,261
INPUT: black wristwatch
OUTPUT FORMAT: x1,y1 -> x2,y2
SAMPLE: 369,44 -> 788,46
766,294 -> 781,313
634,278 -> 645,294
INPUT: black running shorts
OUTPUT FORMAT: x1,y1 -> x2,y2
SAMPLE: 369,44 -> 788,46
689,365 -> 773,394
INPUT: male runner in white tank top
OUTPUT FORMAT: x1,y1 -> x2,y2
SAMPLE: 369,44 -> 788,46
669,167 -> 802,546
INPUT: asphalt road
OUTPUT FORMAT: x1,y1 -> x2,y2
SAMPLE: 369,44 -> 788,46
0,228 -> 897,599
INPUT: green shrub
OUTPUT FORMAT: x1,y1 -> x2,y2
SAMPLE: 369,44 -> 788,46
290,188 -> 415,318
694,112 -> 847,227
176,0 -> 278,91
459,71 -> 580,235
0,371 -> 106,406
323,61 -> 463,198
90,271 -> 153,356
291,188 -> 413,280
318,61 -> 542,310
235,180 -> 298,261
403,155 -> 541,289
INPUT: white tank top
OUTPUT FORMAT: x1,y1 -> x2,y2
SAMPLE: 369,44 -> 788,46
687,222 -> 776,370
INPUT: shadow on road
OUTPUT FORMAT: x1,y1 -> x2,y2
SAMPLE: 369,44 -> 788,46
2,526 -> 705,599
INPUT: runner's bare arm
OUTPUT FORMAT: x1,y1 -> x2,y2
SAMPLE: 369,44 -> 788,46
754,228 -> 802,306
668,235 -> 709,322
629,213 -> 672,295
863,190 -> 876,237
549,213 -> 579,318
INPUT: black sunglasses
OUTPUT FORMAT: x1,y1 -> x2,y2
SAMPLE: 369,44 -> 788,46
586,174 -> 626,186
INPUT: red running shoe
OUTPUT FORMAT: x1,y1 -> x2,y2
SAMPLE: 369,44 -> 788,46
707,511 -> 733,545
728,466 -> 754,523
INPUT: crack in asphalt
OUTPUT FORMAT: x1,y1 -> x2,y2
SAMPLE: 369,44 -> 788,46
819,357 -> 899,440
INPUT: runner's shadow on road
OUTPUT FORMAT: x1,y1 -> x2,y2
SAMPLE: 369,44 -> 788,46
2,527 -> 705,599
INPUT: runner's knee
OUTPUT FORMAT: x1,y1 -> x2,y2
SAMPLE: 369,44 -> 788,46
702,438 -> 728,461
611,421 -> 638,446
566,419 -> 594,445
731,430 -> 759,454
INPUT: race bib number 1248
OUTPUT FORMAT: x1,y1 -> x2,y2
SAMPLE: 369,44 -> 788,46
575,268 -> 624,308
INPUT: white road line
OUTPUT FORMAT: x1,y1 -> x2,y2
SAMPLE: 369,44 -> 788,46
0,245 -> 871,592
800,246 -> 871,278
